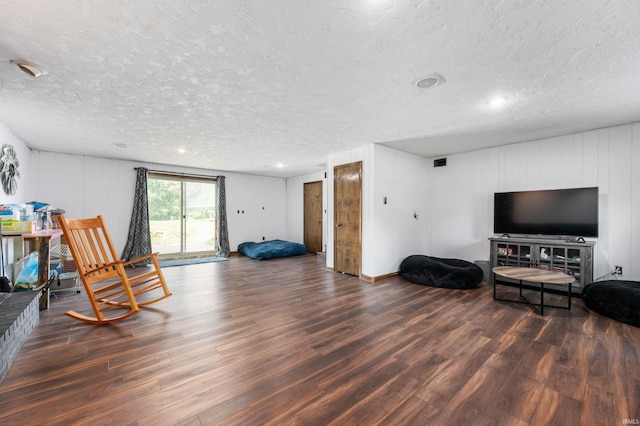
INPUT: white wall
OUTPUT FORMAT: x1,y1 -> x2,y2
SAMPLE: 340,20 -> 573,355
225,171 -> 287,246
326,144 -> 429,278
285,171 -> 326,247
427,122 -> 640,281
31,151 -> 288,253
368,145 -> 429,277
0,122 -> 33,205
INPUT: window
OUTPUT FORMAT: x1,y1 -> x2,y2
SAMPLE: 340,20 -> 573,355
148,173 -> 217,257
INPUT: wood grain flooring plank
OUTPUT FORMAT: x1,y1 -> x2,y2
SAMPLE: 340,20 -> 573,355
205,364 -> 326,425
144,346 -> 325,426
535,313 -> 570,346
378,395 -> 444,426
530,386 -> 583,426
280,357 -> 410,425
108,349 -> 297,425
581,385 -> 628,426
586,333 -> 629,396
0,361 -> 112,420
545,332 -> 591,401
414,343 -> 495,409
328,366 -> 424,425
622,328 -> 640,415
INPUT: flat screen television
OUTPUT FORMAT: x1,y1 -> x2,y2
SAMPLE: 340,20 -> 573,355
494,187 -> 598,238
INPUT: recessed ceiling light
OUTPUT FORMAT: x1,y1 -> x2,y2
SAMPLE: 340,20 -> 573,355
489,96 -> 507,107
415,73 -> 446,90
177,148 -> 186,154
277,162 -> 284,168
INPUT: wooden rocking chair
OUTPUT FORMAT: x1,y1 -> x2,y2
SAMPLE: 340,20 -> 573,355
56,215 -> 172,324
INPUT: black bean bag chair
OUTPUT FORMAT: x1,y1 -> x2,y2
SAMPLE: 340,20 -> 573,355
399,255 -> 483,289
582,280 -> 640,328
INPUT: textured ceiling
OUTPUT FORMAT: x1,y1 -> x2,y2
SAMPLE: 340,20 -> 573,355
1,1 -> 639,178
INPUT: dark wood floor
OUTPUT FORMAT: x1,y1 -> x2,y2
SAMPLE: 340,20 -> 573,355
0,254 -> 638,425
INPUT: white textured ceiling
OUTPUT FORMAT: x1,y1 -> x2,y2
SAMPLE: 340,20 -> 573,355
1,1 -> 639,178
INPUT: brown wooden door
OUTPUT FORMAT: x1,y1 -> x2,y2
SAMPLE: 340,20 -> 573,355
303,181 -> 323,253
334,161 -> 362,276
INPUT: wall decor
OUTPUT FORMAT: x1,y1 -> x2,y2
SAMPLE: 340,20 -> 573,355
0,144 -> 20,195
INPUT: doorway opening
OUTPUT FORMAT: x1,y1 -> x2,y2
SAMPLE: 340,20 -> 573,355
148,173 -> 217,258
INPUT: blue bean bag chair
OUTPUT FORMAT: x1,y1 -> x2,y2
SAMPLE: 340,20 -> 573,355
582,280 -> 640,328
399,255 -> 483,289
238,240 -> 307,260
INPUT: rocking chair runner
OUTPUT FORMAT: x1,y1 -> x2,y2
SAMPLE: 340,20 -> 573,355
56,215 -> 172,324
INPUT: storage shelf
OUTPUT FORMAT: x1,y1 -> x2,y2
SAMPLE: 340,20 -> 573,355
490,237 -> 594,293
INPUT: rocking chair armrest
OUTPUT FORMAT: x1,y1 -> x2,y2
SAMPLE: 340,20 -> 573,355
122,252 -> 160,267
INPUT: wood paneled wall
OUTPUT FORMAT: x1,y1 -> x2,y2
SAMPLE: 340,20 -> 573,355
427,122 -> 640,280
30,151 -> 288,253
326,145 -> 429,278
18,120 -> 640,281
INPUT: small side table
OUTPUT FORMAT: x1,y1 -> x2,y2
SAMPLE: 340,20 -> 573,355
3,229 -> 64,309
492,266 -> 575,315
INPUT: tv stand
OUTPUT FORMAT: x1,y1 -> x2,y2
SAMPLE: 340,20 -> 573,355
489,236 -> 594,294
496,234 -> 589,242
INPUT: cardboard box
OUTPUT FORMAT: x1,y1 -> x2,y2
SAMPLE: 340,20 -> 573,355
0,220 -> 37,233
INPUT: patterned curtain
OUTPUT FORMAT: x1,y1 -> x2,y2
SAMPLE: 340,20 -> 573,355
121,167 -> 152,266
216,175 -> 230,257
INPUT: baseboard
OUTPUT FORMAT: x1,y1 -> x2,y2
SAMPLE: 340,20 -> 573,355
361,271 -> 398,283
322,268 -> 397,282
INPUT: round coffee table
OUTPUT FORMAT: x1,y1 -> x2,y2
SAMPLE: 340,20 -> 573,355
492,266 -> 575,315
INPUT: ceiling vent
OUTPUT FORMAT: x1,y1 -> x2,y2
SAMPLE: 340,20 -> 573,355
434,158 -> 447,167
416,73 -> 446,90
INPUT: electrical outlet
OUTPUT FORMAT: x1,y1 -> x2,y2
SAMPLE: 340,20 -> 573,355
614,266 -> 623,275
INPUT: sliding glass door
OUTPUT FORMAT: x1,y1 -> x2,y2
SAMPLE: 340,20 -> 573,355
184,180 -> 217,253
148,174 -> 217,257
